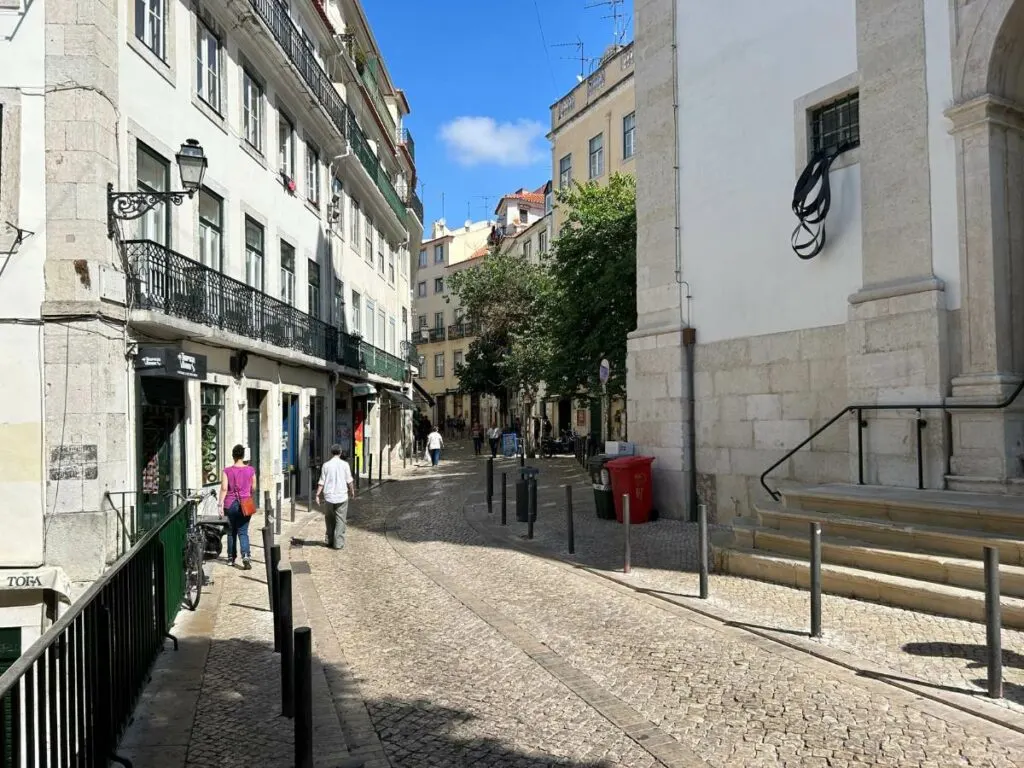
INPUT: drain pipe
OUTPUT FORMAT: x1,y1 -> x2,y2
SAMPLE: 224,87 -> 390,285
669,1 -> 697,521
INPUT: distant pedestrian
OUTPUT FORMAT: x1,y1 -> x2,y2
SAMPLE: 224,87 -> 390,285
488,422 -> 501,458
219,444 -> 256,569
316,444 -> 355,550
427,426 -> 444,467
471,421 -> 483,455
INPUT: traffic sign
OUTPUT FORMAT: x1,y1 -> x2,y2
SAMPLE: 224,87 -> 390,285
599,358 -> 610,384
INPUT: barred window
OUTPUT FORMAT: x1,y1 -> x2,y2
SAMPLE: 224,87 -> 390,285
810,91 -> 859,157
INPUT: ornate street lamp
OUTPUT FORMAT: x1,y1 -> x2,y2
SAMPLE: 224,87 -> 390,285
107,138 -> 209,238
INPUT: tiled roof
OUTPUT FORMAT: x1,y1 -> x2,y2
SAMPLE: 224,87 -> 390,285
495,187 -> 547,213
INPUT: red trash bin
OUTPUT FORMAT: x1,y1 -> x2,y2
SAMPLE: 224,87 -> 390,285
607,456 -> 655,524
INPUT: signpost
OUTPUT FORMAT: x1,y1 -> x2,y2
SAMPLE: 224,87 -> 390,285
599,359 -> 610,447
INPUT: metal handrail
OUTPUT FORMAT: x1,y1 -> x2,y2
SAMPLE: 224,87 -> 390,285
759,378 -> 1024,501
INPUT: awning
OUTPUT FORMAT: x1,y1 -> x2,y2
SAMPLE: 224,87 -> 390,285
383,389 -> 415,408
412,380 -> 435,407
337,377 -> 377,398
0,567 -> 73,603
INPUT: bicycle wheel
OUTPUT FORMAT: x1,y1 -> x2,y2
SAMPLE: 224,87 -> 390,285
183,536 -> 203,611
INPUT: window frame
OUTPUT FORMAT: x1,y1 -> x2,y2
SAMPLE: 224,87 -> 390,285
305,141 -> 320,204
278,112 -> 295,179
809,91 -> 860,158
418,249 -> 428,268
364,215 -> 373,264
197,187 -> 223,271
242,68 -> 264,154
434,311 -> 444,329
196,20 -> 221,113
623,111 -> 636,160
588,133 -> 604,179
280,240 -> 296,306
351,291 -> 362,334
434,352 -> 445,378
434,277 -> 444,295
307,258 -> 321,319
417,281 -> 427,298
135,0 -> 167,61
434,243 -> 444,264
244,216 -> 265,290
136,142 -> 171,246
559,153 -> 572,189
334,278 -> 345,329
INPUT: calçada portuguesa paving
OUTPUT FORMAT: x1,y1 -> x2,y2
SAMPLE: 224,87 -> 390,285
121,442 -> 1024,767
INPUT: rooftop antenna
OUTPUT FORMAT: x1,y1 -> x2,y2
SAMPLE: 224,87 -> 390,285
586,0 -> 627,47
553,37 -> 587,80
475,194 -> 495,217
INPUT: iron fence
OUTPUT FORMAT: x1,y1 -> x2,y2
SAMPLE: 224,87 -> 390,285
0,499 -> 192,767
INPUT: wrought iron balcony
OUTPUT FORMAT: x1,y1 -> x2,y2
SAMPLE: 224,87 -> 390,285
346,109 -> 407,224
359,341 -> 407,382
428,327 -> 446,342
405,187 -> 424,224
411,329 -> 427,344
360,58 -> 397,136
447,322 -> 478,340
400,126 -> 415,160
127,240 -> 382,378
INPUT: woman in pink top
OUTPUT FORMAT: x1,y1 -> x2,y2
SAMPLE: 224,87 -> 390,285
219,444 -> 257,569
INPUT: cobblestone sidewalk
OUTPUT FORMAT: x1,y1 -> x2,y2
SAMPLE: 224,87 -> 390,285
465,453 -> 1024,725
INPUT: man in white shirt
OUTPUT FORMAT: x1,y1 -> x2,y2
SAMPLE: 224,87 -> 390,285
316,444 -> 355,549
426,426 -> 444,467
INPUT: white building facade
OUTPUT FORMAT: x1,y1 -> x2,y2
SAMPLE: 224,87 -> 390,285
0,0 -> 422,653
631,0 -> 1024,522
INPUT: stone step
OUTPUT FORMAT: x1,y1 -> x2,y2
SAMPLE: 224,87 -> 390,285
714,547 -> 1024,629
731,523 -> 1024,598
756,505 -> 1024,566
782,484 -> 1024,538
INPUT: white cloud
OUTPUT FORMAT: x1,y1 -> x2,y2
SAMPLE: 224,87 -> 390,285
439,116 -> 547,167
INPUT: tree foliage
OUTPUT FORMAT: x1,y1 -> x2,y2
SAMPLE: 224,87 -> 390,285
545,174 -> 637,399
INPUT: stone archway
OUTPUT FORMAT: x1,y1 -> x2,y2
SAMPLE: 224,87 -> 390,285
946,0 -> 1024,487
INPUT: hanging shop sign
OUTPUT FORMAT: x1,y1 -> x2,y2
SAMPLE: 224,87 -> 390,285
135,346 -> 208,380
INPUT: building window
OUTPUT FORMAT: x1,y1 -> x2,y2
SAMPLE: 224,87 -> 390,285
589,133 -> 604,179
351,198 -> 361,244
401,307 -> 408,344
522,240 -> 532,261
137,142 -> 170,246
538,230 -> 548,256
306,142 -> 320,204
278,113 -> 295,178
419,249 -> 428,268
244,216 -> 264,289
377,231 -> 385,275
365,300 -> 375,345
388,243 -> 396,284
242,69 -> 264,153
417,281 -> 427,298
418,314 -> 427,328
434,353 -> 444,378
196,21 -> 221,112
364,216 -> 373,263
434,277 -> 444,294
519,206 -> 528,223
434,244 -> 444,264
388,316 -> 396,354
200,384 -> 225,486
454,349 -> 464,370
810,91 -> 860,156
280,241 -> 295,305
377,310 -> 385,347
135,0 -> 166,60
434,311 -> 444,329
334,278 -> 344,329
351,291 -> 361,333
559,154 -> 572,189
331,176 -> 345,236
623,112 -> 636,160
418,355 -> 426,377
308,259 -> 321,319
197,188 -> 223,270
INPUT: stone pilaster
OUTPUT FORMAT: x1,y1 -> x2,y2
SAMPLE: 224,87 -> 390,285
42,0 -> 127,579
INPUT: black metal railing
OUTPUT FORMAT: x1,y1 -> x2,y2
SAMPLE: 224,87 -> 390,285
127,240 -> 392,380
448,322 -> 478,341
411,329 -> 427,344
405,188 -> 424,223
0,499 -> 192,767
400,127 -> 415,160
428,327 -> 446,342
760,378 -> 1024,501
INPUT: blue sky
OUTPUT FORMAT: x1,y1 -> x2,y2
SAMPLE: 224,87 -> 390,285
364,0 -> 634,229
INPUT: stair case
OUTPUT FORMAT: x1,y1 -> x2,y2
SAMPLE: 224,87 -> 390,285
714,484 -> 1024,628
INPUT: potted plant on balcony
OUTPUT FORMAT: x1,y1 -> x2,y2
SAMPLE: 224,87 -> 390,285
354,47 -> 367,76
280,170 -> 297,195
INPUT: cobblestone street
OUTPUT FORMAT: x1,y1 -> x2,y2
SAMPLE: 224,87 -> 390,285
120,443 -> 1024,767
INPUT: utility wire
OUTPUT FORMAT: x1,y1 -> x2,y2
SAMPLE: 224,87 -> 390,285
533,0 -> 557,90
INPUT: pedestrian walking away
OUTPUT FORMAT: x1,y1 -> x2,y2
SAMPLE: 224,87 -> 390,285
471,421 -> 484,456
317,444 -> 356,550
488,422 -> 501,458
427,425 -> 444,467
219,444 -> 256,569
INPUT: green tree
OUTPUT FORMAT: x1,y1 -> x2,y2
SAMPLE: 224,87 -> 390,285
545,174 -> 637,400
447,247 -> 553,416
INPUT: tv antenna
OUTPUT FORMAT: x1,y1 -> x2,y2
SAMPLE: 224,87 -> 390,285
553,37 -> 588,80
475,194 -> 495,217
586,0 -> 628,46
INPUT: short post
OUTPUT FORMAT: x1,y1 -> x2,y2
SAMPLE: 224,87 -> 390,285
501,472 -> 507,526
520,452 -> 525,468
809,523 -> 822,638
279,570 -> 294,717
264,490 -> 272,519
379,449 -> 383,483
698,503 -> 709,599
355,456 -> 360,490
565,485 -> 575,555
985,546 -> 1003,699
623,494 -> 631,574
486,458 -> 494,514
368,454 -> 374,487
262,526 -> 275,611
278,481 -> 287,524
270,544 -> 282,652
294,627 -> 313,768
515,477 -> 527,523
307,467 -> 313,512
527,476 -> 537,540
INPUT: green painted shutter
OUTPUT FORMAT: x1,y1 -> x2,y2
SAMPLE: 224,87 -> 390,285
0,628 -> 20,768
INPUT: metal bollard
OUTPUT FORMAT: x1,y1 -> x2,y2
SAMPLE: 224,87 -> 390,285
355,456 -> 361,490
985,546 -> 1003,698
277,481 -> 287,525
623,494 -> 631,574
520,452 -> 525,468
264,490 -> 272,519
527,477 -> 537,540
368,454 -> 374,488
565,485 -> 575,554
515,478 -> 527,523
294,627 -> 313,768
809,523 -> 822,638
307,468 -> 313,512
279,570 -> 294,717
270,544 -> 282,652
499,473 -> 507,528
698,503 -> 709,599
262,526 -> 275,611
486,458 -> 494,510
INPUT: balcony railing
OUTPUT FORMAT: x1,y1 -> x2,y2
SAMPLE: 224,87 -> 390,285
248,0 -> 407,229
428,327 -> 446,342
360,58 -> 397,136
126,240 -> 392,380
411,329 -> 427,344
448,322 -> 478,340
359,341 -> 407,382
405,188 -> 424,223
400,126 -> 415,160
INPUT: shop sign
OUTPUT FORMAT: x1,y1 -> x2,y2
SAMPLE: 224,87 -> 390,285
135,346 -> 208,381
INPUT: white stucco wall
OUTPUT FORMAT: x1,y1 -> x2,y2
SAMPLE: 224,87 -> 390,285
677,0 -> 863,344
0,0 -> 47,568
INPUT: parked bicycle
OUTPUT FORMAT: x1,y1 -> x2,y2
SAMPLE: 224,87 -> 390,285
167,488 -> 220,611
